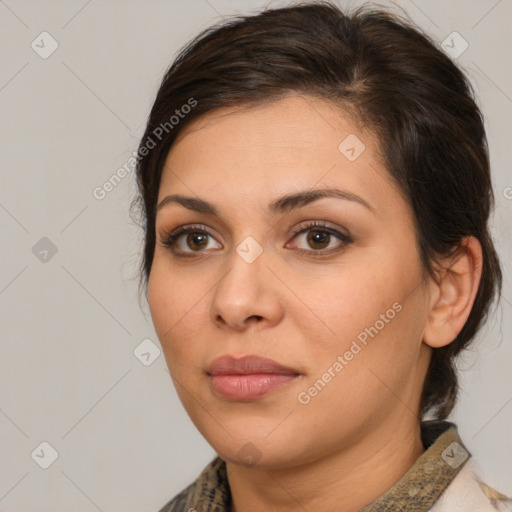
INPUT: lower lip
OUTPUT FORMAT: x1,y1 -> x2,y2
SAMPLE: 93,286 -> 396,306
209,373 -> 299,400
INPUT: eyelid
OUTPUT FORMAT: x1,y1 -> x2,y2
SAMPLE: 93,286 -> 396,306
159,224 -> 222,253
289,219 -> 350,239
160,220 -> 352,256
285,220 -> 352,253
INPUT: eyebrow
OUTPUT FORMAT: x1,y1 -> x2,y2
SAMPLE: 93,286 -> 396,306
156,187 -> 376,216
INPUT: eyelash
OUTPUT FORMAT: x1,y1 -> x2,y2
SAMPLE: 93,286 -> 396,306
160,220 -> 352,258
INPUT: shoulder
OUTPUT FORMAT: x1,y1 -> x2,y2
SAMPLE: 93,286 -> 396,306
157,456 -> 230,512
429,457 -> 511,512
157,482 -> 194,512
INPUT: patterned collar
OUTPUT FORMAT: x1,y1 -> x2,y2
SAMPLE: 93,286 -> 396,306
160,420 -> 469,512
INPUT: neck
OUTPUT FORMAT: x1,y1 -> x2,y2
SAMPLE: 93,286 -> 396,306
227,417 -> 425,512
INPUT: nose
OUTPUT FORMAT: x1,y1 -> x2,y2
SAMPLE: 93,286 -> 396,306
209,247 -> 285,331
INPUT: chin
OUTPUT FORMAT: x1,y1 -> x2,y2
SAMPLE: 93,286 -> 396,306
201,426 -> 306,469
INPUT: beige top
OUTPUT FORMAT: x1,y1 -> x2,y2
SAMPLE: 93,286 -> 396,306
158,420 -> 510,511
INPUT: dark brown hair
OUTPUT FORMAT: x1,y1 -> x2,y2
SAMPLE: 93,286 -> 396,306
132,1 -> 502,419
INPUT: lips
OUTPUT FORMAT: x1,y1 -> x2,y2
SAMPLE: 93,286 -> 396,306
208,355 -> 299,376
207,355 -> 301,400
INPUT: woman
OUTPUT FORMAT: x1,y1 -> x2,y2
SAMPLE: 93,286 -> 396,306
132,1 -> 509,510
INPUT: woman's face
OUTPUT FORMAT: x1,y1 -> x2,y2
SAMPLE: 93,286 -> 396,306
148,95 -> 433,468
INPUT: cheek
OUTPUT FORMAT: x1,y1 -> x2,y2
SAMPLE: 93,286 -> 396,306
296,261 -> 398,343
148,259 -> 209,368
294,288 -> 426,430
297,244 -> 424,373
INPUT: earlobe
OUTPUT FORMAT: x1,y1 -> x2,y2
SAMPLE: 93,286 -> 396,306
423,236 -> 483,349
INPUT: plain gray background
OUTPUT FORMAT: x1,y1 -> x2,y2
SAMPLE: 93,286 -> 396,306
0,0 -> 511,510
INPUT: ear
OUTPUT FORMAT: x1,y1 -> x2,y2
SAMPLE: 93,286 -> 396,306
423,236 -> 483,348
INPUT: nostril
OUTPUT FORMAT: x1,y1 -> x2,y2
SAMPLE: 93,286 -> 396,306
214,314 -> 263,328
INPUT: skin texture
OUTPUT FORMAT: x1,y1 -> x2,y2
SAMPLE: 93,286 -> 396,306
148,95 -> 483,512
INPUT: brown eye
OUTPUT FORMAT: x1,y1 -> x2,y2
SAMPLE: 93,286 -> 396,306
306,229 -> 331,250
186,232 -> 209,251
288,222 -> 352,255
162,226 -> 222,254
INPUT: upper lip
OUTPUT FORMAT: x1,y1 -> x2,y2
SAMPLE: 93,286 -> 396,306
207,355 -> 300,376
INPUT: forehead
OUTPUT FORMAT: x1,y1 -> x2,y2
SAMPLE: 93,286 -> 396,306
171,94 -> 375,159
158,95 -> 399,215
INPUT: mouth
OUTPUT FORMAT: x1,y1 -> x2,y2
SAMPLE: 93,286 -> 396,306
206,355 -> 301,401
